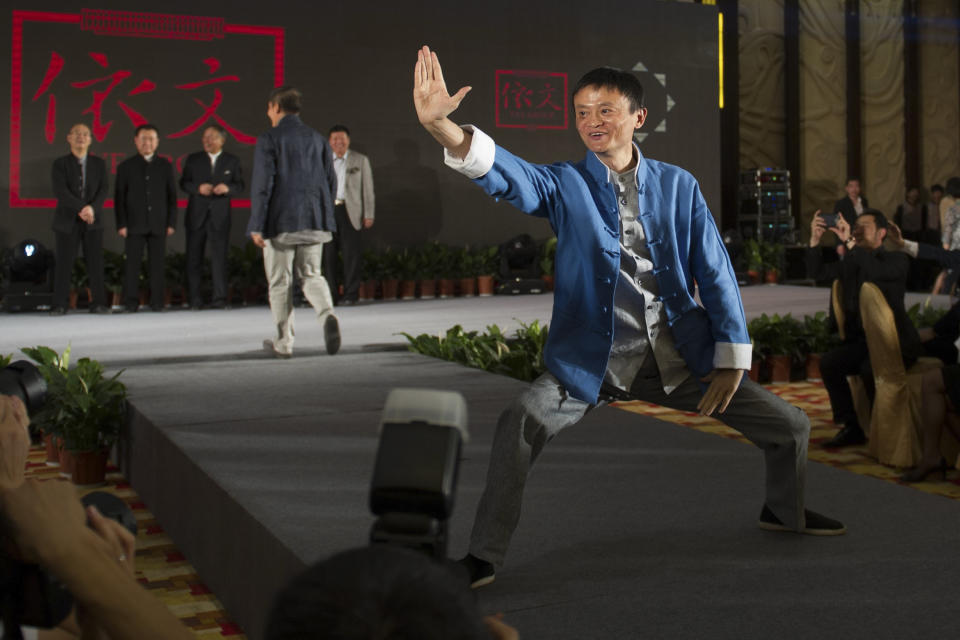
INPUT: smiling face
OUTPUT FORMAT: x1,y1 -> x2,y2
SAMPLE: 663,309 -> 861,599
202,127 -> 225,154
134,128 -> 159,157
573,85 -> 646,172
67,124 -> 91,157
329,131 -> 350,157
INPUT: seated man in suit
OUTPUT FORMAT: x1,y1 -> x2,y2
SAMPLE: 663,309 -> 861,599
807,209 -> 920,447
180,125 -> 245,309
50,123 -> 110,315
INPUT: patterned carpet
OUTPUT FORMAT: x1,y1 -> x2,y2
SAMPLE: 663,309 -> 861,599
21,380 -> 958,638
23,449 -> 246,639
613,379 -> 960,501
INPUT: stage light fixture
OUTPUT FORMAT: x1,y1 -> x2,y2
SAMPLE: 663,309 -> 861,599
1,239 -> 54,312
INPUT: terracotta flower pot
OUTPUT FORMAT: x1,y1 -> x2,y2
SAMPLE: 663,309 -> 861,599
419,279 -> 436,300
805,353 -> 822,381
747,270 -> 761,285
110,291 -> 123,309
764,270 -> 779,284
766,354 -> 792,383
748,358 -> 762,383
58,446 -> 75,478
438,278 -> 456,299
381,279 -> 399,301
459,277 -> 476,297
70,448 -> 110,486
542,275 -> 555,291
400,280 -> 417,300
477,275 -> 495,297
43,433 -> 59,465
69,289 -> 78,309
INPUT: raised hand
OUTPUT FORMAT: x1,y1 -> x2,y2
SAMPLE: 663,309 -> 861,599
413,46 -> 471,126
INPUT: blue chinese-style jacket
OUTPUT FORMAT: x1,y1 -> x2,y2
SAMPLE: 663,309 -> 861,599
473,143 -> 750,403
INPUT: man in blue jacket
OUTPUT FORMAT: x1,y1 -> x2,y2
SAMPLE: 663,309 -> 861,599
413,46 -> 845,587
247,86 -> 340,358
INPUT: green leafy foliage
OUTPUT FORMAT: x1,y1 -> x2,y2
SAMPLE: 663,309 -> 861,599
908,300 -> 949,329
20,345 -> 127,452
747,313 -> 805,359
0,354 -> 12,368
401,320 -> 549,382
540,237 -> 557,276
800,311 -> 840,355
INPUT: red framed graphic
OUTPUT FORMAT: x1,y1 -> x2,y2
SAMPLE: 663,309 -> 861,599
10,9 -> 285,209
495,69 -> 567,130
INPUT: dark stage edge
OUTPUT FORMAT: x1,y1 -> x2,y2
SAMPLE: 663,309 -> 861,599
118,347 -> 960,640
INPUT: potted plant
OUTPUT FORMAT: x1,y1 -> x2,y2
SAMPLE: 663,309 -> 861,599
103,250 -> 124,309
417,243 -> 443,300
379,247 -> 401,301
748,313 -> 803,383
164,251 -> 187,307
360,249 -> 381,300
475,246 -> 499,296
70,258 -> 88,309
800,311 -> 838,380
540,237 -> 557,290
22,345 -> 127,486
743,239 -> 763,284
397,247 -> 419,300
455,247 -> 476,297
435,244 -> 457,298
760,240 -> 784,284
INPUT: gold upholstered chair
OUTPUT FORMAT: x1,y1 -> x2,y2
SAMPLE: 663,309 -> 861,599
857,282 -> 943,467
831,280 -> 874,429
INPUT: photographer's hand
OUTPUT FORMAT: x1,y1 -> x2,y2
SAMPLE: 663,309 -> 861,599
0,395 -> 30,489
1,480 -> 192,640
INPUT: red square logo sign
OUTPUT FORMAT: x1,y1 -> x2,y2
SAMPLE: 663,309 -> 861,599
495,70 -> 567,130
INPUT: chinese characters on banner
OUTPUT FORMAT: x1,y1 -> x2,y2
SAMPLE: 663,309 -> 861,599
495,70 -> 568,130
10,9 -> 284,208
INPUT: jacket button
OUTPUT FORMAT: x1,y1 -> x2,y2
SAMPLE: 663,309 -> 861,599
145,175 -> 150,180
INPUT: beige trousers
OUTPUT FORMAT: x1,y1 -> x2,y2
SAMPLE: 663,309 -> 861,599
262,238 -> 334,355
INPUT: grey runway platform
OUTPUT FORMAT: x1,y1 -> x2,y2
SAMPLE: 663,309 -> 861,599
2,286 -> 958,639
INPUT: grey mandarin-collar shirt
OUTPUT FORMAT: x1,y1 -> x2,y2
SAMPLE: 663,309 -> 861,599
602,152 -> 689,394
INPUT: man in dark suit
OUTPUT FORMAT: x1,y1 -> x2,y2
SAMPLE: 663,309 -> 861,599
833,177 -> 868,228
807,208 -> 919,447
115,124 -> 177,312
180,125 -> 245,309
247,86 -> 340,358
50,123 -> 110,315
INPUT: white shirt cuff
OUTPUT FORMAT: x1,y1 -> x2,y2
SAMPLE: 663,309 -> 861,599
901,239 -> 919,257
443,125 -> 495,179
713,342 -> 753,371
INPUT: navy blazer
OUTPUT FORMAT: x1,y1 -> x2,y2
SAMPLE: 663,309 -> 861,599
115,154 -> 178,235
246,114 -> 337,239
51,153 -> 108,234
180,150 -> 245,231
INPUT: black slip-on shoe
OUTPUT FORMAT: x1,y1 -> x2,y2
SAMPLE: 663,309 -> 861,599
758,504 -> 846,536
458,554 -> 495,588
822,423 -> 866,448
324,315 -> 341,355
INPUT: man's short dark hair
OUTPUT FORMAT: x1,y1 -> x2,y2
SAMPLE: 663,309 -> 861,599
946,177 -> 960,199
572,67 -> 645,112
931,183 -> 944,194
329,124 -> 350,137
134,123 -> 159,137
268,86 -> 302,114
846,177 -> 861,185
859,208 -> 888,229
204,124 -> 227,139
265,546 -> 488,640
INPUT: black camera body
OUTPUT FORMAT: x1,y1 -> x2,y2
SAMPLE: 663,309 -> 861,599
0,361 -> 47,416
369,389 -> 468,559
